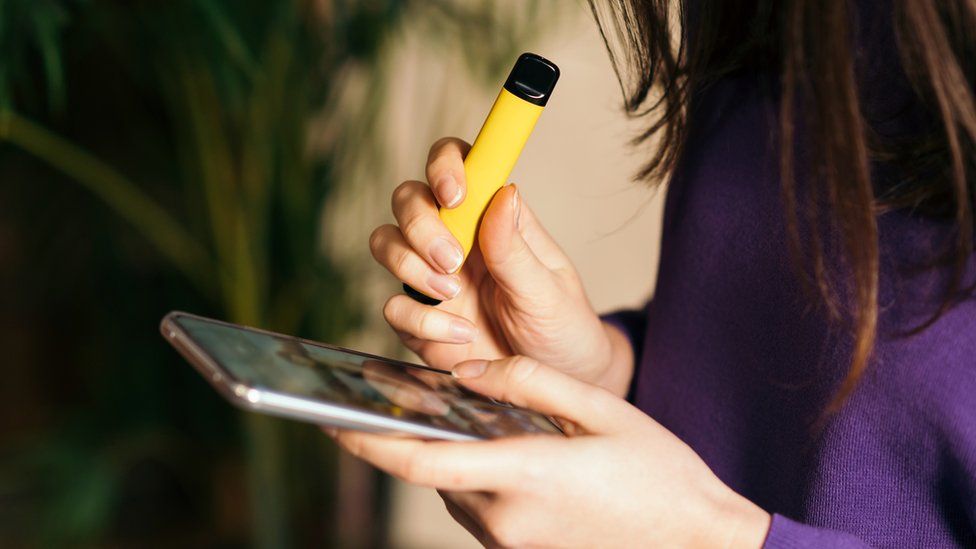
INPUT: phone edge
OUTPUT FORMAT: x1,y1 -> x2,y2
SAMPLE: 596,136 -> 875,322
159,311 -> 485,441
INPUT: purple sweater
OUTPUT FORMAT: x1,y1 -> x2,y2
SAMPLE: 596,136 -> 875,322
602,5 -> 976,548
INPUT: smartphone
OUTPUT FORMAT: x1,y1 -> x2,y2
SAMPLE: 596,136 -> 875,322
160,311 -> 563,441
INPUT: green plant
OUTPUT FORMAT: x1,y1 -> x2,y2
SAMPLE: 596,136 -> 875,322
0,0 -> 559,546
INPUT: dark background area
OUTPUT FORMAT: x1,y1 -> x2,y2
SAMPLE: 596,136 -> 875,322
0,0 -> 545,546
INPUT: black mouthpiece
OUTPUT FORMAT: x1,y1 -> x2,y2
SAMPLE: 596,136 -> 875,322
403,283 -> 442,306
503,52 -> 560,106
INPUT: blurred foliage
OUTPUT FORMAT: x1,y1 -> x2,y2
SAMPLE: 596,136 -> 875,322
0,0 -> 555,547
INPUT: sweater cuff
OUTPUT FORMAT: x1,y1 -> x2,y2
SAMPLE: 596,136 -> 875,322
600,306 -> 648,404
600,307 -> 647,359
763,514 -> 870,549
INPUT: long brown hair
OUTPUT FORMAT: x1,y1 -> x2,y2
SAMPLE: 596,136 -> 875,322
590,0 -> 976,411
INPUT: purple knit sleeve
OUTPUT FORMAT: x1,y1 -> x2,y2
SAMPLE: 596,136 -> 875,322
763,514 -> 872,548
600,306 -> 648,361
600,306 -> 649,403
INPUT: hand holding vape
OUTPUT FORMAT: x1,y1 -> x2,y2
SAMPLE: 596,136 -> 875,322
404,52 -> 560,305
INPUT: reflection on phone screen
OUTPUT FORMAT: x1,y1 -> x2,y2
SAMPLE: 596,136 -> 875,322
174,316 -> 561,437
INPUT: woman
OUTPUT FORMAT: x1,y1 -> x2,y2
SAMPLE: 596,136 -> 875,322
330,0 -> 976,546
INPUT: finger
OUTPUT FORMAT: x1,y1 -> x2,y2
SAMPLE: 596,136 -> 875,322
426,137 -> 470,209
439,489 -> 493,517
514,195 -> 576,273
390,325 -> 425,354
451,356 -> 637,434
334,430 -> 517,491
391,180 -> 465,275
361,360 -> 451,415
370,224 -> 462,301
477,185 -> 558,301
383,294 -> 477,344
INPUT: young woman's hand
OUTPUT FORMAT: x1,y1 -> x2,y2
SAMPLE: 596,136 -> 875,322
369,138 -> 633,395
328,355 -> 771,548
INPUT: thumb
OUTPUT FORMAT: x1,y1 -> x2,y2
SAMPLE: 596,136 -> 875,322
478,185 -> 556,301
451,356 -> 632,434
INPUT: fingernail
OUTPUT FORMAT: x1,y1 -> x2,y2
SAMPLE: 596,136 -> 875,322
511,185 -> 521,230
430,237 -> 463,274
436,174 -> 462,208
452,360 -> 489,379
428,273 -> 461,299
447,319 -> 477,343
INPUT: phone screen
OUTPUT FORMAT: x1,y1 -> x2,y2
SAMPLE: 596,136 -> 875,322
171,315 -> 562,438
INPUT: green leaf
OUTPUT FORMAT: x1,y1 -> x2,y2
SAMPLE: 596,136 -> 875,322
29,0 -> 69,112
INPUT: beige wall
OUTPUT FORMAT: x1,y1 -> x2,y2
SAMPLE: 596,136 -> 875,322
325,5 -> 666,548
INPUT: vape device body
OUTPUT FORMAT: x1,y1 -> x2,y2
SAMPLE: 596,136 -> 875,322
406,53 -> 560,305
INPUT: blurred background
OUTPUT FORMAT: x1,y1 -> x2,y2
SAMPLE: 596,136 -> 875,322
0,0 -> 662,547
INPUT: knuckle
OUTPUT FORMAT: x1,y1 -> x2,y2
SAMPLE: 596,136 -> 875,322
368,225 -> 393,257
391,180 -> 419,210
401,447 -> 429,484
386,298 -> 431,340
518,455 -> 547,493
391,245 -> 413,277
506,356 -> 540,385
497,357 -> 540,406
428,137 -> 469,170
398,211 -> 428,240
415,307 -> 435,335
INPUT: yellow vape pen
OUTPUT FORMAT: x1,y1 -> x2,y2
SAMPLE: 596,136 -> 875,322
405,52 -> 560,305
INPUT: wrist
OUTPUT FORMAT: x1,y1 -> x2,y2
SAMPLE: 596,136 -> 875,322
709,487 -> 771,548
586,321 -> 634,398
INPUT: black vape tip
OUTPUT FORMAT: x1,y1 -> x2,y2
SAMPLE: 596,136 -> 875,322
403,283 -> 442,306
503,52 -> 560,107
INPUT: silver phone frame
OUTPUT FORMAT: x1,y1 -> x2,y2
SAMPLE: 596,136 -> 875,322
161,311 -> 559,441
